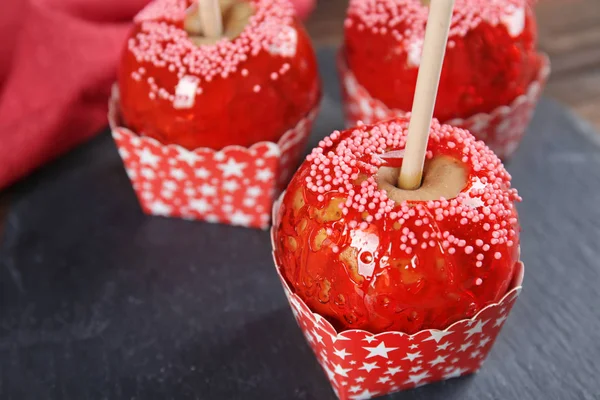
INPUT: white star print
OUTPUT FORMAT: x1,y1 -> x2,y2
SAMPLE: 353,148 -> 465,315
358,362 -> 379,373
405,371 -> 431,386
437,342 -> 451,351
184,187 -> 196,196
403,351 -> 422,362
470,350 -> 481,359
189,199 -> 211,213
141,191 -> 153,200
349,361 -> 356,365
264,143 -> 281,157
140,168 -> 156,180
223,195 -> 233,203
377,376 -> 391,384
170,168 -> 186,180
424,330 -> 453,343
363,342 -> 398,359
230,211 -> 252,227
138,148 -> 160,167
255,158 -> 265,167
333,348 -> 352,360
362,336 -> 377,343
465,320 -> 488,338
243,198 -> 256,207
409,344 -> 419,350
255,168 -> 274,182
204,214 -> 220,223
386,361 -> 393,365
350,389 -> 379,400
385,367 -> 402,376
222,180 -> 240,192
200,184 -> 216,197
355,377 -> 365,383
428,355 -> 448,367
118,148 -> 129,159
458,341 -> 473,352
443,367 -> 468,380
161,190 -> 174,199
410,366 -> 423,373
333,363 -> 351,378
214,152 -> 226,161
218,159 -> 246,177
330,333 -> 350,344
349,385 -> 362,394
478,336 -> 492,348
195,167 -> 210,179
125,168 -> 137,179
322,363 -> 336,382
494,315 -> 508,327
304,331 -> 314,343
149,200 -> 171,216
177,150 -> 199,165
312,330 -> 324,344
162,180 -> 177,191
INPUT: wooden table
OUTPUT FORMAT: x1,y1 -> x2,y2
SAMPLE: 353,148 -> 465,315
305,0 -> 600,130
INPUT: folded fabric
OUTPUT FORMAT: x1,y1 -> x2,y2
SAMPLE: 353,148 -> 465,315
0,0 -> 316,190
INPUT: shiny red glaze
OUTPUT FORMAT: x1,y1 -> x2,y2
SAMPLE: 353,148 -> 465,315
274,119 -> 520,334
344,7 -> 542,122
118,7 -> 320,150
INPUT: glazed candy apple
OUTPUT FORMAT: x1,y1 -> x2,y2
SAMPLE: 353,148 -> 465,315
273,118 -> 521,334
342,0 -> 546,157
118,0 -> 320,150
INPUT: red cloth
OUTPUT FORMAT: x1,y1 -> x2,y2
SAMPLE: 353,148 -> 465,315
0,0 -> 316,190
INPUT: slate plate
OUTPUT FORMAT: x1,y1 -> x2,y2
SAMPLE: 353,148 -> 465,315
1,49 -> 599,400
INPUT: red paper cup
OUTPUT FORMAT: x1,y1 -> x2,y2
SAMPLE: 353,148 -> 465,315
338,53 -> 550,160
108,85 -> 318,229
271,196 -> 524,400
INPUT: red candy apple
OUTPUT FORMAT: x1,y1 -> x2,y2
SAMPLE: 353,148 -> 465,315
273,118 -> 521,334
118,0 -> 320,150
343,0 -> 544,130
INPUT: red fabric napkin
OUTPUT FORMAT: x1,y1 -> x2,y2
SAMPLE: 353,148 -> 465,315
0,0 -> 151,190
0,0 -> 316,190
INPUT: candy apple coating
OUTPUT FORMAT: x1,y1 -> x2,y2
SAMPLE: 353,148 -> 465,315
343,0 -> 543,122
118,0 -> 320,150
273,118 -> 521,334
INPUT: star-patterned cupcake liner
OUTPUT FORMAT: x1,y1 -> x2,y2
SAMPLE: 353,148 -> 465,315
338,53 -> 550,160
271,196 -> 524,400
108,85 -> 318,229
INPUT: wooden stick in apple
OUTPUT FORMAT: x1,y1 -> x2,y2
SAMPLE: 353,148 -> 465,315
398,0 -> 456,190
198,0 -> 223,38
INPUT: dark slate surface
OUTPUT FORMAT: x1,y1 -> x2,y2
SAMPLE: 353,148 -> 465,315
1,49 -> 599,400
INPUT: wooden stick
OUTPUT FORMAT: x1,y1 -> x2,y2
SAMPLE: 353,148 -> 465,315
198,0 -> 223,38
398,0 -> 455,190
